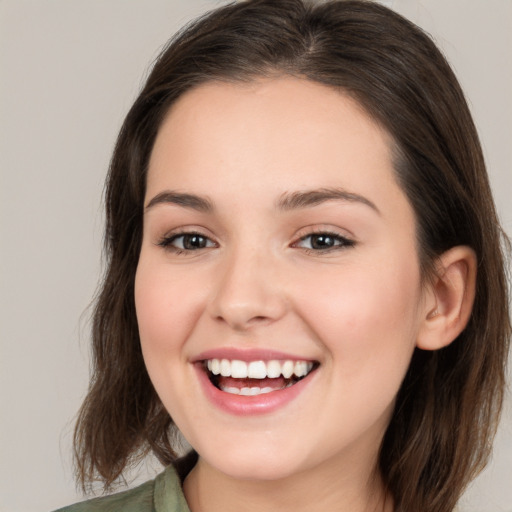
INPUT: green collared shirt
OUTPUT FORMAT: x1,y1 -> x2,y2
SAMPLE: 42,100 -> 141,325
54,454 -> 197,512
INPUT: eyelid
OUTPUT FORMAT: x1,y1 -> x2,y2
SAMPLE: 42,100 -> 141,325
156,227 -> 218,253
292,224 -> 356,242
291,226 -> 356,253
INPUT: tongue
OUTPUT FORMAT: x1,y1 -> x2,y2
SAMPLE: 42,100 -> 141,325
218,376 -> 288,390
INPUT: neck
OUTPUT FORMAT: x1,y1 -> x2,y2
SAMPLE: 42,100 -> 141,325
183,452 -> 392,512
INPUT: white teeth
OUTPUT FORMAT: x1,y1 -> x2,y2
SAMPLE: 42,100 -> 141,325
220,359 -> 231,377
210,359 -> 220,375
281,360 -> 294,379
205,358 -> 315,379
266,360 -> 282,378
248,360 -> 266,378
231,360 -> 248,378
294,361 -> 308,377
222,386 -> 276,396
223,387 -> 241,395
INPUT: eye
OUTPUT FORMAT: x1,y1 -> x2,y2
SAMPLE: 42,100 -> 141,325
158,232 -> 216,252
294,232 -> 355,252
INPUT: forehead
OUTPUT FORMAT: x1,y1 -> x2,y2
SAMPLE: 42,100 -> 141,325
153,77 -> 389,153
146,77 -> 409,220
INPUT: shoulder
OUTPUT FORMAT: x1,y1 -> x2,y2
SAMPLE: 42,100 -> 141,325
53,464 -> 189,512
53,479 -> 154,511
53,478 -> 155,512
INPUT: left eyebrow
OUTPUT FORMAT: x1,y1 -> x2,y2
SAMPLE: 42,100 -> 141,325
276,187 -> 380,215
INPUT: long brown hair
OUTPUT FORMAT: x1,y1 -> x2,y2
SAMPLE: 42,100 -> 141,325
74,1 -> 511,510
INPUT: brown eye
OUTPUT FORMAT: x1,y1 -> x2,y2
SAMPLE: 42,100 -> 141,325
181,234 -> 209,250
309,234 -> 337,249
158,232 -> 216,252
295,232 -> 355,251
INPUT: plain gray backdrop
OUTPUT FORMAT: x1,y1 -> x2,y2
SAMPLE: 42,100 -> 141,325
1,1 -> 511,511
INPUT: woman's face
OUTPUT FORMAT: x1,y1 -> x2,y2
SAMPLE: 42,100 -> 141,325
135,78 -> 428,482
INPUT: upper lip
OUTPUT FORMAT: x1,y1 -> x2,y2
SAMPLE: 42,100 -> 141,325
191,348 -> 317,364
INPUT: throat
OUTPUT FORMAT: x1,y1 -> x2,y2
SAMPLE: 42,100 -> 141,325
183,454 -> 391,512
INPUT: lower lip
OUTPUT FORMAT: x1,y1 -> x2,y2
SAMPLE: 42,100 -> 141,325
195,364 -> 315,416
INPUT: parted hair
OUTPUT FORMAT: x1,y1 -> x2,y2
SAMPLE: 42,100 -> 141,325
74,1 -> 511,511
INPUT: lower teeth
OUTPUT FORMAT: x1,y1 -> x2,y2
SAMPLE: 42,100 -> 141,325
220,382 -> 294,396
222,386 -> 272,395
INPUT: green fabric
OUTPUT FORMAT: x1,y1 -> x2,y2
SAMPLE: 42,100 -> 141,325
54,465 -> 191,512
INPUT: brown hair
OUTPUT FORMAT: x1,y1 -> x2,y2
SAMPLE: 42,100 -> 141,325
74,1 -> 511,510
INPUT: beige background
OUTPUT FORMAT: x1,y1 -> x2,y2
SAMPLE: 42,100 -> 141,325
0,1 -> 511,511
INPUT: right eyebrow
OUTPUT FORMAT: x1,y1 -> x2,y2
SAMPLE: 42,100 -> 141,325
145,191 -> 214,213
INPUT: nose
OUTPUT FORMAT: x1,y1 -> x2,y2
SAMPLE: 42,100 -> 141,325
208,246 -> 288,331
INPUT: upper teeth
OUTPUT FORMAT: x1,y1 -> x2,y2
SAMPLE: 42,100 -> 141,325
206,359 -> 314,379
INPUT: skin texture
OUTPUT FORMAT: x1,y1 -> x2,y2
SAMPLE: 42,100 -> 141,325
134,78 -> 475,512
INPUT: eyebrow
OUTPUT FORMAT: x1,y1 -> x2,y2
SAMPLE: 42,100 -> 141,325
144,187 -> 380,215
145,191 -> 214,212
276,187 -> 380,214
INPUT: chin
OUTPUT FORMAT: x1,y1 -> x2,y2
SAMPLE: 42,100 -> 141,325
213,457 -> 304,482
195,439 -> 312,482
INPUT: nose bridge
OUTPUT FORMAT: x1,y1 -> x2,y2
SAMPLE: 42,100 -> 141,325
209,241 -> 286,330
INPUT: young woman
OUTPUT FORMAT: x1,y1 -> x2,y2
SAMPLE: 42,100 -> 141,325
56,1 -> 510,511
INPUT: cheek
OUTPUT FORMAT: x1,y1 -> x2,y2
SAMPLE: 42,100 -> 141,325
134,259 -> 209,418
134,260 -> 201,361
295,257 -> 422,370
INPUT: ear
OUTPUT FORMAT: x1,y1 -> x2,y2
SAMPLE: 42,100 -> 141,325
416,246 -> 477,351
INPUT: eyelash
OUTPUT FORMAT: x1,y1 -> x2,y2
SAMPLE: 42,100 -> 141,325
293,231 -> 356,254
157,231 -> 216,254
156,230 -> 355,255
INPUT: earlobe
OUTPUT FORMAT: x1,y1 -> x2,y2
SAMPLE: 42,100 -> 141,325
416,246 -> 477,351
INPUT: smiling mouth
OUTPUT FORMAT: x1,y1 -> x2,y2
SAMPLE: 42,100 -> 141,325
203,358 -> 318,396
